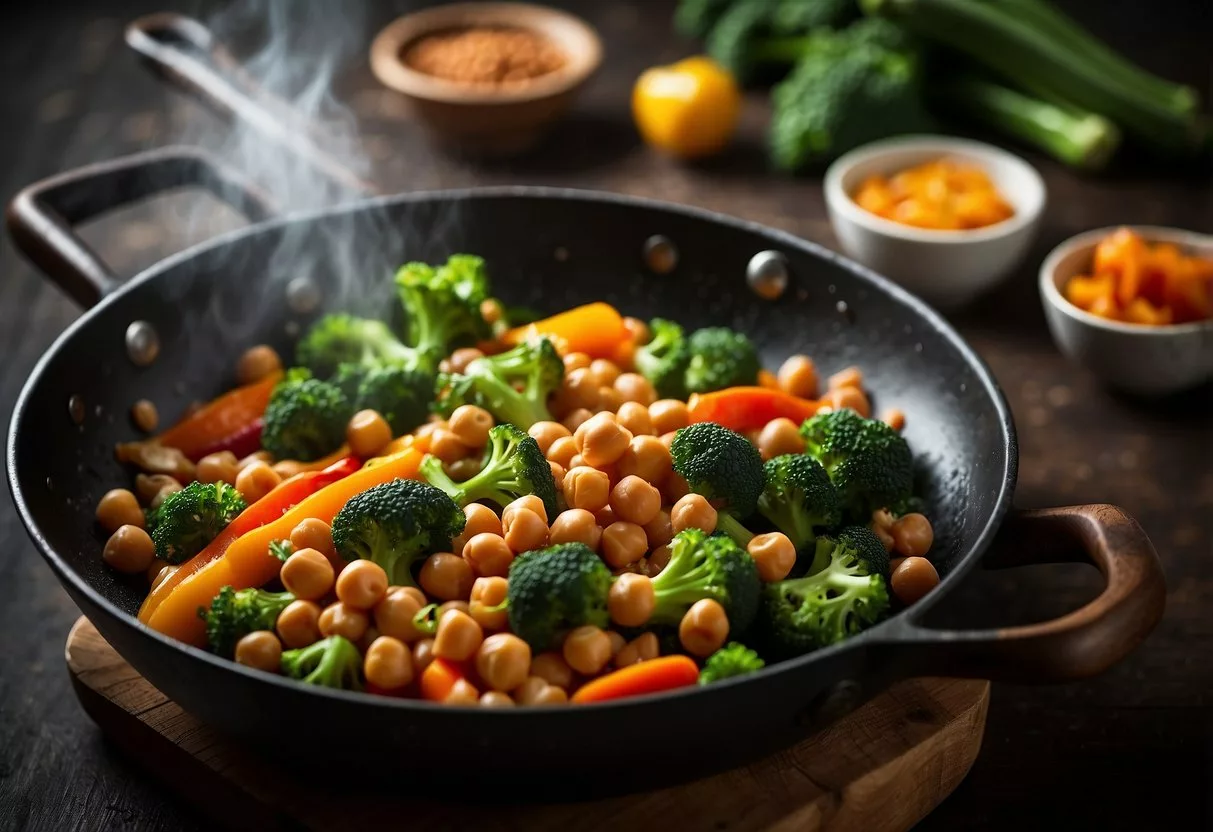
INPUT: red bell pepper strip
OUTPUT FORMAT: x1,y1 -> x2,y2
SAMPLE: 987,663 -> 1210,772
154,372 -> 282,460
137,454 -> 360,625
687,387 -> 820,433
184,418 -> 264,463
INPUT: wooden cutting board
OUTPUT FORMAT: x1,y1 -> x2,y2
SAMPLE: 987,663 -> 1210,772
65,616 -> 989,831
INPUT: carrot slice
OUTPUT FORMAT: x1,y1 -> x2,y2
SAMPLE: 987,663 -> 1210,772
571,655 -> 700,703
687,387 -> 819,433
499,302 -> 626,359
420,658 -> 466,702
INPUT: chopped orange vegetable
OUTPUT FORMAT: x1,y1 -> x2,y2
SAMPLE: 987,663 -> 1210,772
153,372 -> 282,460
757,369 -> 780,390
687,387 -> 819,433
571,654 -> 700,703
852,159 -> 1014,231
499,302 -> 627,359
1064,227 -> 1212,326
420,658 -> 467,702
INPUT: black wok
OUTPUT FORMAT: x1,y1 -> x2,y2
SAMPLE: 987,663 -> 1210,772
3,14 -> 1165,796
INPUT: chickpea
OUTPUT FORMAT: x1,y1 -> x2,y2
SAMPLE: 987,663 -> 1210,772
363,636 -> 414,690
444,679 -> 481,706
562,466 -> 610,512
670,493 -> 718,534
449,347 -> 485,374
130,399 -> 159,433
828,365 -> 864,391
480,691 -> 515,707
451,503 -> 504,555
235,460 -> 282,505
562,625 -> 612,675
237,451 -> 273,472
614,373 -> 656,406
615,402 -> 654,437
623,316 -> 650,344
357,626 -> 382,656
645,544 -> 672,576
463,533 -> 514,577
576,413 -> 632,468
419,553 -> 474,601
594,505 -> 618,528
290,518 -> 338,566
596,386 -> 625,413
480,299 -> 503,324
515,676 -> 563,706
607,630 -> 627,657
872,523 -> 895,553
546,436 -> 579,468
822,385 -> 871,418
777,355 -> 819,399
277,600 -> 322,648
600,521 -> 648,568
134,474 -> 179,506
891,557 -> 940,605
414,420 -> 443,443
561,408 -> 594,433
548,460 -> 566,484
476,633 -> 532,692
235,630 -> 282,673
434,609 -> 483,662
589,358 -> 622,388
102,525 -> 155,574
373,587 -> 424,642
150,482 -> 183,510
148,560 -> 171,588
319,602 -> 369,642
503,494 -> 548,526
647,402 -> 687,437
568,454 -> 586,470
615,632 -> 660,668
561,368 -> 601,412
748,533 -> 797,582
469,576 -> 510,631
346,410 -> 392,459
429,428 -> 470,464
196,451 -> 239,485
663,472 -> 691,504
448,405 -> 493,448
412,638 -> 436,673
608,572 -> 655,627
756,418 -> 806,461
617,435 -> 673,485
608,475 -> 662,527
446,460 -> 481,485
680,598 -> 729,657
882,408 -> 906,431
335,559 -> 389,610
643,510 -> 674,549
528,421 -> 571,456
503,508 -> 549,555
280,548 -> 335,601
96,489 -> 144,534
892,513 -> 934,557
549,509 -> 602,550
563,351 -> 591,372
658,431 -> 678,451
237,344 -> 282,385
530,652 -> 574,689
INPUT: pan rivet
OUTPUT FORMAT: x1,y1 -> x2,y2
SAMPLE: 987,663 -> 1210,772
125,321 -> 160,367
643,235 -> 678,275
747,250 -> 789,299
287,276 -> 322,314
67,395 -> 85,425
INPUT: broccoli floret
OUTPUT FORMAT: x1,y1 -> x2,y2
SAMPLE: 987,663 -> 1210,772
671,422 -> 766,546
421,423 -> 558,519
260,369 -> 352,462
770,19 -> 932,171
698,641 -> 766,684
762,527 -> 891,656
351,364 -> 433,436
507,542 -> 611,650
435,337 -> 563,429
757,453 -> 842,551
201,585 -> 295,658
650,528 -> 762,634
330,478 -> 465,587
799,408 -> 913,520
772,0 -> 859,33
395,256 -> 491,362
296,314 -> 430,378
269,539 -> 294,562
684,327 -> 761,395
634,318 -> 691,399
150,481 -> 247,564
674,0 -> 735,38
280,635 -> 363,690
706,0 -> 860,84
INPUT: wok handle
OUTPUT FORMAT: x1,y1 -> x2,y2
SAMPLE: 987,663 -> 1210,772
125,13 -> 380,198
5,146 -> 276,308
883,505 -> 1166,683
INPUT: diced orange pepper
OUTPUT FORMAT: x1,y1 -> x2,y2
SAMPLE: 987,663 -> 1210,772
1087,293 -> 1122,321
1064,274 -> 1116,311
499,302 -> 627,359
1124,297 -> 1173,326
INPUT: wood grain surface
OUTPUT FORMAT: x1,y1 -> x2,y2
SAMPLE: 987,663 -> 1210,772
1,1 -> 1210,831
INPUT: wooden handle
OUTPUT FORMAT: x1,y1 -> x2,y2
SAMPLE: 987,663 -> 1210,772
882,505 -> 1166,683
4,146 -> 275,307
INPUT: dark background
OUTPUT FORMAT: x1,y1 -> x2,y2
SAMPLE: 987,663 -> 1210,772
1,1 -> 1211,830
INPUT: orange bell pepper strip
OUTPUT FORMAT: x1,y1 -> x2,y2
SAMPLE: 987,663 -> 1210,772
154,372 -> 282,460
137,454 -> 361,625
498,302 -> 626,359
420,658 -> 469,702
145,444 -> 427,647
571,655 -> 700,703
687,387 -> 820,433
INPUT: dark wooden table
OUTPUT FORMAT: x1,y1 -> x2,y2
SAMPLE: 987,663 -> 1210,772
1,1 -> 1210,830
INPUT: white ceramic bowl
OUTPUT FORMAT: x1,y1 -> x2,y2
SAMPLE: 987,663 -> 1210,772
1040,226 -> 1213,397
824,135 -> 1046,310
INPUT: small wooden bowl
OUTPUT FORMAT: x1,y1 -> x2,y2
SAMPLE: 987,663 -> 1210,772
369,2 -> 603,157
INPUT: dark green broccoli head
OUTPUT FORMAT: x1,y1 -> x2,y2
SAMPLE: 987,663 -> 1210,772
674,0 -> 735,38
684,327 -> 761,394
330,362 -> 370,402
772,0 -> 859,33
757,453 -> 842,550
507,542 -> 611,650
295,314 -> 424,378
435,337 -> 562,429
671,422 -> 766,517
762,528 -> 891,657
650,528 -> 762,634
201,585 -> 295,658
330,478 -> 465,587
353,364 -> 435,436
261,369 -> 352,462
698,641 -> 766,684
420,423 -> 558,519
280,635 -> 363,690
150,481 -> 247,564
395,257 -> 491,361
799,409 -> 913,520
706,0 -> 782,83
634,318 -> 691,399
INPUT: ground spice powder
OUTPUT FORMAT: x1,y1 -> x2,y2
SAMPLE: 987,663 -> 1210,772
403,26 -> 567,85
